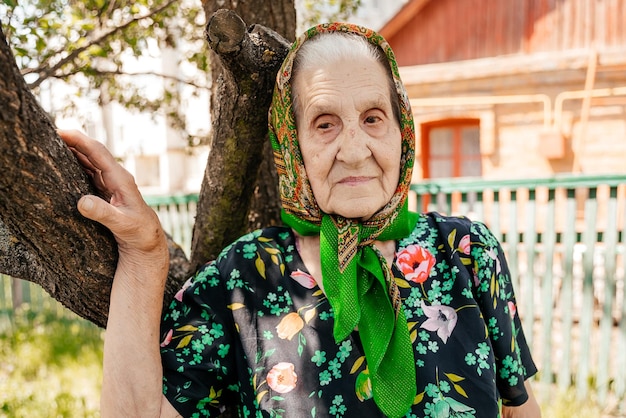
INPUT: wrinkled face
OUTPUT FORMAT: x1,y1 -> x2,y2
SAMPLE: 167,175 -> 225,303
293,55 -> 402,221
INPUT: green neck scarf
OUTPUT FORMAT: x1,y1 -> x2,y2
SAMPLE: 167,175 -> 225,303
269,23 -> 417,418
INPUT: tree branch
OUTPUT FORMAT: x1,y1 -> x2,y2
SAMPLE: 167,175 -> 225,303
189,9 -> 290,268
27,0 -> 180,89
52,68 -> 210,91
0,8 -> 291,327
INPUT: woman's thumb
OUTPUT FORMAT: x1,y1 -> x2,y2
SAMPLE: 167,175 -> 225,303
78,195 -> 111,226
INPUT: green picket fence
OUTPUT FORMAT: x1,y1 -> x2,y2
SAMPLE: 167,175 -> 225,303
2,175 -> 626,413
410,174 -> 626,413
144,194 -> 198,256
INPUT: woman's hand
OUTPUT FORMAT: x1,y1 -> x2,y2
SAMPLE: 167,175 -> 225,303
59,129 -> 168,263
59,129 -> 173,417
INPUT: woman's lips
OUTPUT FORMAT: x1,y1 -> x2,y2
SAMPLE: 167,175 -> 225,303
339,176 -> 371,185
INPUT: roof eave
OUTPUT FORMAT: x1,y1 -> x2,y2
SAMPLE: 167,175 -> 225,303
379,0 -> 432,40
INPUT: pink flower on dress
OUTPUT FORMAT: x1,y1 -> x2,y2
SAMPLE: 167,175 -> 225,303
267,362 -> 298,394
174,278 -> 193,302
508,301 -> 517,320
458,234 -> 471,255
396,244 -> 436,284
290,269 -> 317,289
160,329 -> 173,347
420,300 -> 458,344
472,270 -> 480,288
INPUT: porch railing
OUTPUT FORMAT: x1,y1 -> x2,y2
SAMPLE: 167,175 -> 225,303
144,194 -> 198,256
410,174 -> 626,412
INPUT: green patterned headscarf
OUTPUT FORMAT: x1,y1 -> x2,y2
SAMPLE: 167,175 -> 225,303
269,23 -> 417,417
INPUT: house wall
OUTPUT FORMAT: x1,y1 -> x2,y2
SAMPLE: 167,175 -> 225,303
399,48 -> 626,182
386,0 -> 626,66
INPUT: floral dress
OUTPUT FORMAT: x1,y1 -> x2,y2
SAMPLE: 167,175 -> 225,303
160,212 -> 537,418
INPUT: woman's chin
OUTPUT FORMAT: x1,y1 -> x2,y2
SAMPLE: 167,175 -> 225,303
323,195 -> 390,221
333,206 -> 378,221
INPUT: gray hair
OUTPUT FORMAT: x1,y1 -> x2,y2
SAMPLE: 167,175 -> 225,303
291,32 -> 401,126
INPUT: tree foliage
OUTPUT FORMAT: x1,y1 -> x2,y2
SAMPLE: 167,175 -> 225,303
0,6 -> 291,327
297,0 -> 363,30
0,0 -> 363,146
1,0 -> 210,145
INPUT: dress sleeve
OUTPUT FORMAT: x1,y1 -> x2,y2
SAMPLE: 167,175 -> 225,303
159,260 -> 237,417
469,220 -> 538,406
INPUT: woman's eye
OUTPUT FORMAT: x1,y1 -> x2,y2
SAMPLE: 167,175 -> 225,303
314,116 -> 336,130
364,115 -> 381,124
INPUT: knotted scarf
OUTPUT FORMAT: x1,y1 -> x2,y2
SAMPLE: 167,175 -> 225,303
269,23 -> 417,418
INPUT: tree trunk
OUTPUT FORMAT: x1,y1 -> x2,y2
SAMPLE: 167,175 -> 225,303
0,22 -> 194,327
189,2 -> 295,269
0,6 -> 294,328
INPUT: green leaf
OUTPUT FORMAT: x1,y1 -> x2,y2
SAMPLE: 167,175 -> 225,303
444,396 -> 474,411
255,255 -> 266,279
448,229 -> 457,249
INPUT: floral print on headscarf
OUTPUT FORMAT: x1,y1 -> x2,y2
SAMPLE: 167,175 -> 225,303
269,22 -> 415,228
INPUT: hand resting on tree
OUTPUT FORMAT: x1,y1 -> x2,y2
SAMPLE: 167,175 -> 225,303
59,129 -> 180,417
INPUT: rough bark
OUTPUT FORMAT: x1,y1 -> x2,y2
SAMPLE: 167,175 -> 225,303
0,23 -> 113,326
0,23 -> 187,327
202,1 -> 296,41
189,7 -> 292,269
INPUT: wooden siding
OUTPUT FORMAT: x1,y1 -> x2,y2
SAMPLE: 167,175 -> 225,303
384,0 -> 626,66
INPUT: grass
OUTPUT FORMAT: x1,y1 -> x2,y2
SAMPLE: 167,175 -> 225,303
539,389 -> 605,417
540,387 -> 626,418
0,306 -> 103,418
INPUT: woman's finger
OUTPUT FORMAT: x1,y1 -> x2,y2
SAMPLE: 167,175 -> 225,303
59,129 -> 140,205
59,129 -> 166,253
60,130 -> 118,171
67,145 -> 98,174
60,130 -> 132,185
77,195 -> 117,228
67,147 -> 112,200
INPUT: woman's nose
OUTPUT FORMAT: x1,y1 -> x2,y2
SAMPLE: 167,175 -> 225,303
336,124 -> 371,164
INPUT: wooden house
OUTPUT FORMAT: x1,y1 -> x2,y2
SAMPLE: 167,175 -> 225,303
380,0 -> 626,183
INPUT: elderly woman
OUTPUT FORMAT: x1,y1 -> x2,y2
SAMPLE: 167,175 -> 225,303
61,23 -> 540,418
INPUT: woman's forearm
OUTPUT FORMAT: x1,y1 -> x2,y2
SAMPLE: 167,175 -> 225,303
101,245 -> 169,417
502,379 -> 542,418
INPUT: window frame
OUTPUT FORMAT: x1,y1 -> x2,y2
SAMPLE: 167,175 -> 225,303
420,118 -> 482,180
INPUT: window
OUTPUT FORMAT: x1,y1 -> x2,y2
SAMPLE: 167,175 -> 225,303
421,119 -> 482,179
420,119 -> 482,214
